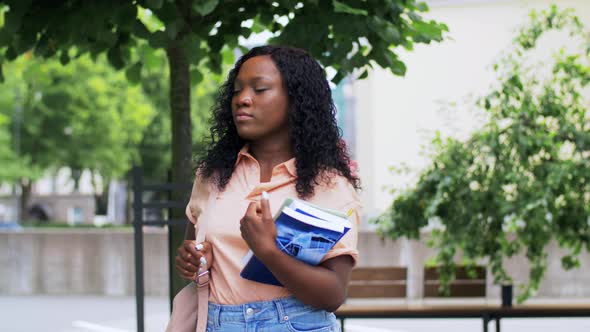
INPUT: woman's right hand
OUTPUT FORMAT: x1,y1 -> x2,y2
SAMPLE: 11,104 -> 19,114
175,240 -> 213,281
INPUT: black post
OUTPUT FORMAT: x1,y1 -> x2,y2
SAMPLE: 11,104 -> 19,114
482,314 -> 490,332
133,166 -> 145,332
495,317 -> 501,332
167,169 -> 174,313
501,284 -> 513,307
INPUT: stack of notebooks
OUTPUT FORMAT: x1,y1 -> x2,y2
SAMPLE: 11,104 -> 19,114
240,198 -> 352,286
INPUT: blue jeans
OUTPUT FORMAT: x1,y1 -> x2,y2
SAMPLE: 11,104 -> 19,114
206,296 -> 341,332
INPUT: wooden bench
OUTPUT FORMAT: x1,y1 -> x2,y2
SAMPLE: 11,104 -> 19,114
336,300 -> 590,332
346,267 -> 407,299
334,266 -> 586,331
424,265 -> 486,297
338,267 -> 407,331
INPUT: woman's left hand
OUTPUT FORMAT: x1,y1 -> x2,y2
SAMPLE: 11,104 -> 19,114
240,196 -> 277,257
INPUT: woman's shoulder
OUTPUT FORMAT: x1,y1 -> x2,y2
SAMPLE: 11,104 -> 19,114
309,172 -> 361,210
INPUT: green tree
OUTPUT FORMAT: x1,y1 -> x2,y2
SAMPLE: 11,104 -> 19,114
0,54 -> 155,220
138,53 -> 221,183
375,5 -> 590,302
0,0 -> 447,295
0,113 -> 37,182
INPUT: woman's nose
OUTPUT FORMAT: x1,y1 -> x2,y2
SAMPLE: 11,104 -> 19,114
236,91 -> 253,107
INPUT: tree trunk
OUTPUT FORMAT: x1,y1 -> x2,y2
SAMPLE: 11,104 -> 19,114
166,43 -> 193,299
72,168 -> 82,192
91,171 -> 108,215
20,178 -> 31,222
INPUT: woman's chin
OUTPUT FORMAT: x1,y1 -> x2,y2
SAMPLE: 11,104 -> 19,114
236,128 -> 260,141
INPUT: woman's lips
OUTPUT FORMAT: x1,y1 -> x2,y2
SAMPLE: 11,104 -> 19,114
234,112 -> 254,121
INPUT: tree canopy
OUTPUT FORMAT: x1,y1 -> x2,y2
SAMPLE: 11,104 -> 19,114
0,54 -> 155,181
0,54 -> 156,219
0,1 -> 447,82
0,1 -> 448,186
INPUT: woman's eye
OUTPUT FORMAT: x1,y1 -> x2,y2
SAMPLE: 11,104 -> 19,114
233,89 -> 241,94
255,88 -> 268,93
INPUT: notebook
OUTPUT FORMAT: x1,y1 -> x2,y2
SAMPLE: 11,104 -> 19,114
240,198 -> 352,286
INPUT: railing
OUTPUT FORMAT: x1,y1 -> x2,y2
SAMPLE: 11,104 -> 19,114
132,166 -> 192,332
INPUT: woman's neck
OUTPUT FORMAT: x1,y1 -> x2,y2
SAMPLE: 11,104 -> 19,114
249,136 -> 293,182
249,139 -> 293,165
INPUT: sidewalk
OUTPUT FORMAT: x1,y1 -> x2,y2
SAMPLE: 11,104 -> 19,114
1,295 -> 589,332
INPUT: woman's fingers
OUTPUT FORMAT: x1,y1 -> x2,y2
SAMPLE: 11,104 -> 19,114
182,241 -> 201,264
245,201 -> 259,219
175,259 -> 197,280
175,255 -> 200,273
260,191 -> 272,223
176,265 -> 196,280
175,240 -> 213,280
175,246 -> 201,280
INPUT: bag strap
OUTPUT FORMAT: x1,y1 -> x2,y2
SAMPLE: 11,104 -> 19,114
193,177 -> 211,332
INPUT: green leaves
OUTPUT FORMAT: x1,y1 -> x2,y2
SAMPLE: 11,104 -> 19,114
125,61 -> 142,83
0,54 -> 157,183
375,6 -> 590,303
59,51 -> 70,65
368,16 -> 400,43
192,0 -> 219,16
333,0 -> 367,16
107,47 -> 125,69
190,68 -> 203,85
0,0 -> 447,87
146,0 -> 164,10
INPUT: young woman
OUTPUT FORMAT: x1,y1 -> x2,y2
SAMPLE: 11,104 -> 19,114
175,45 -> 362,331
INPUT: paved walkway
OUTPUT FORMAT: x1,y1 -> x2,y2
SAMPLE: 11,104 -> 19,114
1,295 -> 589,332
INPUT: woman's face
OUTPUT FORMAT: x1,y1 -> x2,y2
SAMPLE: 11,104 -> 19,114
231,55 -> 290,141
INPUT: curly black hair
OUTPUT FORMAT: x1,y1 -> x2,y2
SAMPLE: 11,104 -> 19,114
197,45 -> 360,199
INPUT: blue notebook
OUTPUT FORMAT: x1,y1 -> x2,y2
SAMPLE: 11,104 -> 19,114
240,198 -> 352,286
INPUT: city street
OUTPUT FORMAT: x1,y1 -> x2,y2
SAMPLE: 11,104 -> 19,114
2,295 -> 590,332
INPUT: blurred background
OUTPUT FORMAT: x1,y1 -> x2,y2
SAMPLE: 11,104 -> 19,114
0,0 -> 589,331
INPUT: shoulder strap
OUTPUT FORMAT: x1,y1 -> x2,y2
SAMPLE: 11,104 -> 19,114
193,177 -> 211,332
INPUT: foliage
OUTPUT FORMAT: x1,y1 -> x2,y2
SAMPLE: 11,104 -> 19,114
137,53 -> 222,183
0,0 -> 448,296
0,0 -> 449,182
0,113 -> 37,182
0,54 -> 155,186
0,0 -> 447,84
374,5 -> 590,302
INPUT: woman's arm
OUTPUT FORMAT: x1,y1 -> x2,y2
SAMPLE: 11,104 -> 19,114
240,198 -> 354,311
261,247 -> 354,311
185,220 -> 195,240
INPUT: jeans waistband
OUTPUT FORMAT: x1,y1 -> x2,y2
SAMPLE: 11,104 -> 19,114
207,296 -> 322,327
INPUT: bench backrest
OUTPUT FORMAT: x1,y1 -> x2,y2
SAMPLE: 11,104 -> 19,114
347,267 -> 407,298
423,266 -> 486,297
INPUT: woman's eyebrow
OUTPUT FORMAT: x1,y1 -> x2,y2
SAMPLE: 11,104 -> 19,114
250,76 -> 272,82
235,76 -> 273,85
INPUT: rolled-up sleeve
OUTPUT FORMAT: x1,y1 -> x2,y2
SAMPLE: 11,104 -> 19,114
320,200 -> 362,267
185,174 -> 209,225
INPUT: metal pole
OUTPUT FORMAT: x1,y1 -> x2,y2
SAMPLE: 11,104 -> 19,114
167,169 -> 174,313
13,86 -> 22,223
483,314 -> 490,332
133,166 -> 145,332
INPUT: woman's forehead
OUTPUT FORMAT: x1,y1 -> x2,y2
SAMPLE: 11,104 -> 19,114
236,55 -> 281,82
